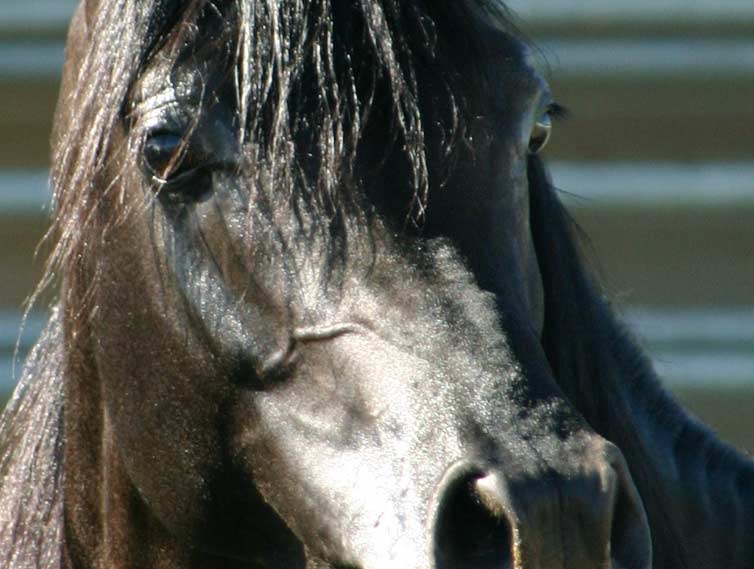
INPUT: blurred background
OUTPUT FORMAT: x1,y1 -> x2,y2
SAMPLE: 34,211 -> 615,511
1,1 -> 753,449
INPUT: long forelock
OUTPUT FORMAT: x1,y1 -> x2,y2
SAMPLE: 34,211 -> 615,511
47,0 -> 468,307
232,0 -> 444,220
47,0 -> 178,321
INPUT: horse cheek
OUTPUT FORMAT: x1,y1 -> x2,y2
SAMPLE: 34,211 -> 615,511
91,210 -> 232,541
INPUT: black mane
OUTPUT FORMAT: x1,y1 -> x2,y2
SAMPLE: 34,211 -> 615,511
529,154 -> 754,569
47,0 -> 524,323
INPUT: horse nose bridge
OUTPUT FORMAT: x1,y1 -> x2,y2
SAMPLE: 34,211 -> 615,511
430,442 -> 652,569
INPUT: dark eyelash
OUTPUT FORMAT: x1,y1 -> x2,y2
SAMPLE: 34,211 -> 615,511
547,102 -> 570,121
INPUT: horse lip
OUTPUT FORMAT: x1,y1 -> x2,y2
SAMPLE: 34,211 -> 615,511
256,321 -> 373,379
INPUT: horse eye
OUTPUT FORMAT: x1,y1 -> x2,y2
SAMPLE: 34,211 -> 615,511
528,113 -> 552,155
143,132 -> 190,182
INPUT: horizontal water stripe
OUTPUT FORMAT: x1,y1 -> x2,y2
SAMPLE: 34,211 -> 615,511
0,310 -> 46,352
506,0 -> 754,25
0,170 -> 51,215
2,309 -> 753,393
1,357 -> 19,392
613,310 -> 754,388
6,1 -> 754,32
626,309 -> 754,345
653,352 -> 754,389
5,164 -> 754,214
538,39 -> 754,78
549,162 -> 754,208
4,38 -> 754,79
0,43 -> 65,79
0,2 -> 78,31
0,311 -> 46,393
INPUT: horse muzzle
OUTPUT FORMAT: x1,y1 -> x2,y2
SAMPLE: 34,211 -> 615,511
304,438 -> 652,569
247,323 -> 653,569
430,442 -> 652,569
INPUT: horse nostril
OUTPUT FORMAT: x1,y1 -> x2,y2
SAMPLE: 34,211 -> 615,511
432,466 -> 513,569
474,472 -> 509,519
430,448 -> 651,569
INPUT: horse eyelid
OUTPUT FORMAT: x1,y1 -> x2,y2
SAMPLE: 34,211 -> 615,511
528,102 -> 568,155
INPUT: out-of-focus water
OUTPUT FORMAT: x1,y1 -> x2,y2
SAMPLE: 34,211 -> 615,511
1,310 -> 46,393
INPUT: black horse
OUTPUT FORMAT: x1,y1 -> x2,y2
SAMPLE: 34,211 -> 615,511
1,1 -> 752,567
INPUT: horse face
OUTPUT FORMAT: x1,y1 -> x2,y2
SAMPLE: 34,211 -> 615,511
81,2 -> 651,566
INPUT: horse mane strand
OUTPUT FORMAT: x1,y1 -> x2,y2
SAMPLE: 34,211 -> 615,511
0,308 -> 65,569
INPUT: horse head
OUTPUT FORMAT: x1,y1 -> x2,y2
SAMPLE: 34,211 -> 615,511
11,1 -> 695,567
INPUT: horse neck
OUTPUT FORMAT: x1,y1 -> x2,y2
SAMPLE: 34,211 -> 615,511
530,158 -> 754,569
598,324 -> 754,569
545,289 -> 754,569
